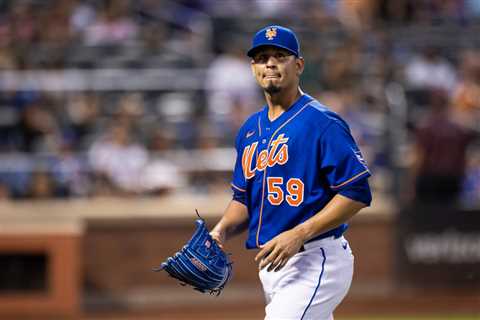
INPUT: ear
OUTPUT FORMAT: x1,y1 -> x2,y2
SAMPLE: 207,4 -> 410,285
296,57 -> 305,76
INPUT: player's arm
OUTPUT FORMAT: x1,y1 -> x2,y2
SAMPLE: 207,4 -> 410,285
210,199 -> 249,249
213,126 -> 250,248
256,191 -> 367,271
294,193 -> 365,244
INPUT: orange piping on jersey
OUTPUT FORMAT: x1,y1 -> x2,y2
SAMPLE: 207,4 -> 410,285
255,115 -> 262,160
330,169 -> 370,190
231,183 -> 246,192
255,100 -> 315,248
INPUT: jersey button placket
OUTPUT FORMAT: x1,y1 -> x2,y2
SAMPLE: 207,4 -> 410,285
255,129 -> 272,247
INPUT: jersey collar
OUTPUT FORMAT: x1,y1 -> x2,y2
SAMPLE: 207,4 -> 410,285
261,93 -> 313,128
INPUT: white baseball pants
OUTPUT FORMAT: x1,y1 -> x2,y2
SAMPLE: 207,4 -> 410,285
259,236 -> 354,320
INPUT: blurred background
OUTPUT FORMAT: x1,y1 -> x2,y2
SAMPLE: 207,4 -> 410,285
0,0 -> 479,319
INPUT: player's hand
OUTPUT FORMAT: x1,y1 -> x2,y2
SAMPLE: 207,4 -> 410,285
210,229 -> 226,250
254,229 -> 305,272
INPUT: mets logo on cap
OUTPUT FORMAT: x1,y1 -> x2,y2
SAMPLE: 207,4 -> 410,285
265,27 -> 277,40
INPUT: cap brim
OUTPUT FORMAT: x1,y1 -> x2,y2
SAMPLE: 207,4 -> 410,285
247,44 -> 299,57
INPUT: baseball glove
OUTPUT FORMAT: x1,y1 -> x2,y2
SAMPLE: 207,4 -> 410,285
152,210 -> 233,295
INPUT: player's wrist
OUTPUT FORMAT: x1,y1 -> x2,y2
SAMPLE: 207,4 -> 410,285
211,226 -> 226,239
293,224 -> 311,243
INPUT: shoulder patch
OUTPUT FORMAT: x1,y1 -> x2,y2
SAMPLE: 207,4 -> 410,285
353,148 -> 368,167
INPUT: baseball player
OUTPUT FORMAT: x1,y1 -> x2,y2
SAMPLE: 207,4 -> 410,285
211,25 -> 372,320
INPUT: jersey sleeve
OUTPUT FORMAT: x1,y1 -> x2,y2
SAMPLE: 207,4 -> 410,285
319,121 -> 371,192
231,132 -> 247,205
338,177 -> 372,206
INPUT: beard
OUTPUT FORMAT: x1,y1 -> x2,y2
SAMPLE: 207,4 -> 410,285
264,81 -> 281,95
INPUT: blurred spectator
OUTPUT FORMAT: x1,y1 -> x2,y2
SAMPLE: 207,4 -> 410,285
27,170 -> 55,199
461,148 -> 480,208
404,46 -> 457,92
116,92 -> 145,123
465,0 -> 480,20
452,49 -> 480,130
139,22 -> 168,57
337,0 -> 377,31
156,92 -> 197,149
84,0 -> 138,45
410,89 -> 477,205
140,159 -> 186,196
88,121 -> 148,195
375,0 -> 416,25
205,41 -> 260,141
148,127 -> 175,152
252,0 -> 298,17
38,2 -> 73,45
321,38 -> 362,90
376,0 -> 467,25
70,0 -> 97,36
0,48 -> 16,69
0,156 -> 31,199
0,93 -> 20,152
16,100 -> 60,153
146,127 -> 187,195
196,119 -> 221,150
8,2 -> 36,47
88,116 -> 185,196
139,0 -> 213,66
31,1 -> 74,69
50,141 -> 90,197
65,93 -> 99,150
0,20 -> 16,69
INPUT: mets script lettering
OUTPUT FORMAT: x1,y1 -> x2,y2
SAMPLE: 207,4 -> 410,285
242,134 -> 289,179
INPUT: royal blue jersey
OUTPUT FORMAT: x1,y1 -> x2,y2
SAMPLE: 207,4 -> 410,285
231,94 -> 372,249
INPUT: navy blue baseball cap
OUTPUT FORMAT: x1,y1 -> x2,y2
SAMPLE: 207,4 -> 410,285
247,25 -> 300,58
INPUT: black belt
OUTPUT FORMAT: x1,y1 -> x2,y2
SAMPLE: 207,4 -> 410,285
297,228 -> 345,253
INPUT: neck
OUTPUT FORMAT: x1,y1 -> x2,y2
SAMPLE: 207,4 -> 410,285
265,86 -> 303,121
